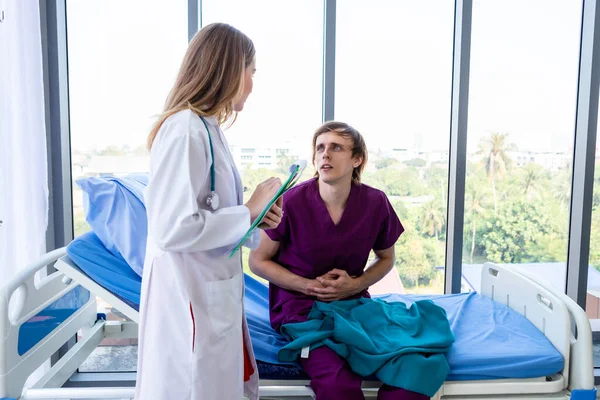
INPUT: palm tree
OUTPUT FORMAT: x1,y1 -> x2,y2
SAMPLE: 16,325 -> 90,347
465,180 -> 489,263
522,163 -> 545,200
423,168 -> 448,205
553,170 -> 572,210
419,199 -> 445,241
477,132 -> 516,214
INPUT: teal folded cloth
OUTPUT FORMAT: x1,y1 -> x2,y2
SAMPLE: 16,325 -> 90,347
278,297 -> 455,397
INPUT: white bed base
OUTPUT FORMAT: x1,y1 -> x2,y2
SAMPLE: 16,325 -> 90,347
0,250 -> 595,400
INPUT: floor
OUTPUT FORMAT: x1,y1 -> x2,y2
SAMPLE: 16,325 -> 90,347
79,345 -> 137,372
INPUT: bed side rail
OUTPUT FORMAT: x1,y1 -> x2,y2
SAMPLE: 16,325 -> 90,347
480,262 -> 572,389
0,248 -> 97,398
498,263 -> 594,392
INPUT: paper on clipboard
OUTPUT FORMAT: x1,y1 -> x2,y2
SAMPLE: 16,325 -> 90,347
228,160 -> 308,258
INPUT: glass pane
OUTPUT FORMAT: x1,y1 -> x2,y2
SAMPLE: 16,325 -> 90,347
462,0 -> 581,295
66,0 -> 188,364
68,0 -> 188,239
588,99 -> 600,367
336,1 -> 454,294
202,0 -> 324,278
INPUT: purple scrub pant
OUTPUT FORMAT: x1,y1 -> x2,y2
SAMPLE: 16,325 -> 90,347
300,347 -> 430,400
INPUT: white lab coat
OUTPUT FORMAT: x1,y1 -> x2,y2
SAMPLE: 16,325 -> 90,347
134,109 -> 260,400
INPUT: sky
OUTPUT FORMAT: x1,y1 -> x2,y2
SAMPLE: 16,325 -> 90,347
65,0 -> 584,156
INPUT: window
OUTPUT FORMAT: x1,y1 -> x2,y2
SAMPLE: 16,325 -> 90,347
66,0 -> 188,369
68,0 -> 188,239
588,107 -> 600,366
202,0 -> 323,167
462,0 -> 582,296
202,0 -> 324,276
335,0 -> 455,294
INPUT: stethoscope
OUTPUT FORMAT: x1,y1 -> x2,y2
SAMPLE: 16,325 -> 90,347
199,116 -> 219,211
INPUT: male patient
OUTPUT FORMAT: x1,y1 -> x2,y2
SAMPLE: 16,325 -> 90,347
249,121 -> 431,400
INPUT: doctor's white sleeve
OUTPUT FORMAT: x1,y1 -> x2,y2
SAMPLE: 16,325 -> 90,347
242,230 -> 261,250
145,118 -> 252,253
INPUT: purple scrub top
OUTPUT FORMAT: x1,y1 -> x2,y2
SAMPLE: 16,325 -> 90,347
265,178 -> 404,331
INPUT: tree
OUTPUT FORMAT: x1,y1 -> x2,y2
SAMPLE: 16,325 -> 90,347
418,199 -> 445,241
479,199 -> 554,263
277,154 -> 299,175
521,163 -> 547,199
391,200 -> 411,224
375,157 -> 398,170
477,132 -> 516,214
395,227 -> 441,287
589,211 -> 600,271
464,179 -> 489,263
423,167 -> 448,204
552,169 -> 572,210
364,168 -> 426,196
240,166 -> 286,203
403,158 -> 426,168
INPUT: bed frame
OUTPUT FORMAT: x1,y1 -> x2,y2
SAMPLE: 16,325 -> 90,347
0,248 -> 596,399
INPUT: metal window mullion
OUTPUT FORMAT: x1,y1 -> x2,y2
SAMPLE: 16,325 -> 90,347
42,0 -> 73,252
566,0 -> 600,308
188,0 -> 201,41
445,0 -> 472,294
40,0 -> 74,367
322,0 -> 335,122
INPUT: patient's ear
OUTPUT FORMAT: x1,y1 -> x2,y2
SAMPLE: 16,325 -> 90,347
352,156 -> 363,168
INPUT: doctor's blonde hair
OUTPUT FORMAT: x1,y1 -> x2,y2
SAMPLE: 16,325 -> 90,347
147,23 -> 255,150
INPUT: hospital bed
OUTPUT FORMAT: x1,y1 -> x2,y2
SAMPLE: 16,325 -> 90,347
0,174 -> 597,399
0,238 -> 596,400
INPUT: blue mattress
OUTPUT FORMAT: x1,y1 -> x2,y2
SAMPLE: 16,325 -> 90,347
18,286 -> 90,356
65,232 -> 564,381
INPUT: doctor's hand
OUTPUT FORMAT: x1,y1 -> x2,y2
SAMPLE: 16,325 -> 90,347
306,269 -> 363,302
245,177 -> 283,226
257,197 -> 283,230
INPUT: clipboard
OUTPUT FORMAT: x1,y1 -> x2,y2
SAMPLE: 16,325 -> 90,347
229,160 -> 308,258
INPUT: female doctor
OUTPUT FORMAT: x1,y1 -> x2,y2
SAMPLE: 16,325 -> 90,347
134,23 -> 282,400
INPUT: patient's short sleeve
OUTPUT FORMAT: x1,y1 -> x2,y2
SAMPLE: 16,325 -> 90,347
373,193 -> 404,251
265,211 -> 289,243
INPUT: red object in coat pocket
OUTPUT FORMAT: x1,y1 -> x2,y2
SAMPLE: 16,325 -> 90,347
243,338 -> 254,381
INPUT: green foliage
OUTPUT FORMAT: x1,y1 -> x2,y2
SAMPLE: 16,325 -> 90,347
403,158 -> 427,168
73,210 -> 92,238
478,199 -> 556,263
230,132 -> 589,290
276,154 -> 300,175
395,226 -> 442,287
73,132 -> 586,291
589,210 -> 600,271
363,167 -> 427,197
417,198 -> 446,240
375,157 -> 398,170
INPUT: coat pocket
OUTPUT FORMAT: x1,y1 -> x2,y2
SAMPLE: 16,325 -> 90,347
206,273 -> 243,338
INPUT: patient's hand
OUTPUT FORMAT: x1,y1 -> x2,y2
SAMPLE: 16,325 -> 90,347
302,279 -> 327,296
307,269 -> 362,301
